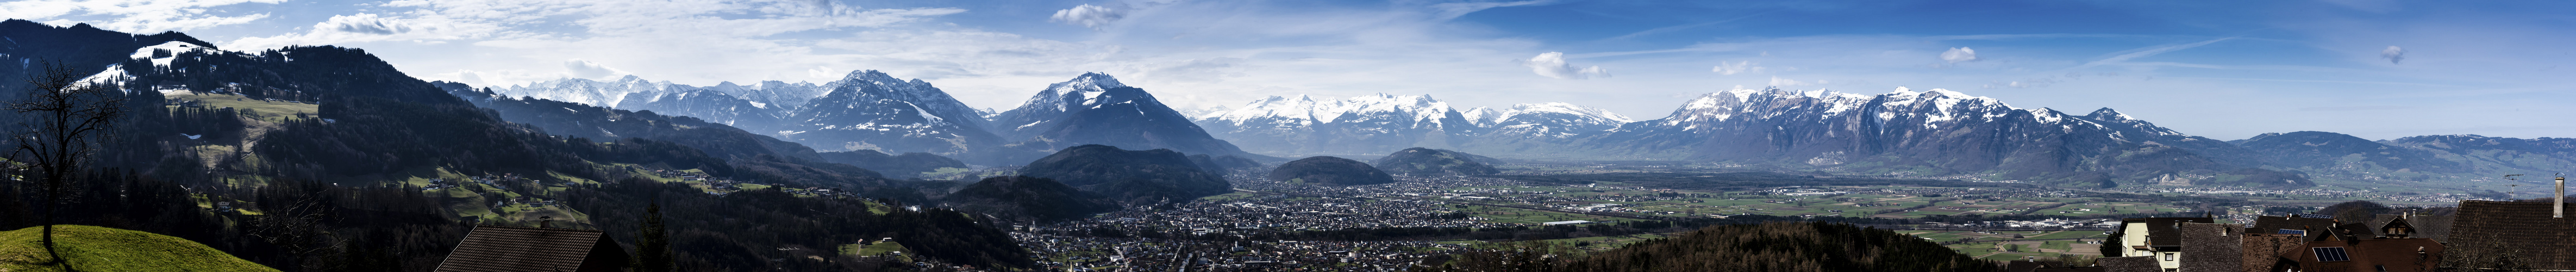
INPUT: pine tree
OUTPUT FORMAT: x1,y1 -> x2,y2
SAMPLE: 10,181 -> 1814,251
635,202 -> 672,272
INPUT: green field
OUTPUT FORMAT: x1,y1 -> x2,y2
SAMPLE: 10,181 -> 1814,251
166,92 -> 318,123
0,225 -> 279,271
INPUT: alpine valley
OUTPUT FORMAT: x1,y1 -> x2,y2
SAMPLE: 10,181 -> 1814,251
2,10 -> 2572,272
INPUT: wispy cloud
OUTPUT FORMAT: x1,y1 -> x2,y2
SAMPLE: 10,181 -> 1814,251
2073,37 -> 2233,69
1711,60 -> 1764,75
0,0 -> 284,33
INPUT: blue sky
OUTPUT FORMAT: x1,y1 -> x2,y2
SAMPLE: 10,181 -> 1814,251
4,0 -> 2571,140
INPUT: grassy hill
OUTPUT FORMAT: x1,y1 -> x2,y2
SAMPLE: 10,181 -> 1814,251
0,225 -> 278,271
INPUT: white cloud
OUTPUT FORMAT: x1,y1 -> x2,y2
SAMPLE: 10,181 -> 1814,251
562,59 -> 627,79
324,13 -> 411,34
2380,46 -> 2405,64
1523,52 -> 1607,79
1050,4 -> 1125,29
1768,76 -> 1810,86
0,0 -> 283,33
1711,60 -> 1764,75
808,66 -> 838,79
1940,47 -> 1978,63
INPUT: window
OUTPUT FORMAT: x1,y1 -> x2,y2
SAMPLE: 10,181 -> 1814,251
2164,252 -> 2175,261
2314,247 -> 2352,262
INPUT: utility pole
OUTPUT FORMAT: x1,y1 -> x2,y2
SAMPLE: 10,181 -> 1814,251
2508,175 -> 2525,200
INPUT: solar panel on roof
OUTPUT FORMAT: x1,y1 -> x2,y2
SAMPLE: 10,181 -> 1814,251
2314,247 -> 2350,262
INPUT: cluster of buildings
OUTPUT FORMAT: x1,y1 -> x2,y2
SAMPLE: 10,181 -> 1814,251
1042,195 -> 1520,234
1012,233 -> 1455,271
2034,193 -> 2574,271
2118,186 -> 2483,203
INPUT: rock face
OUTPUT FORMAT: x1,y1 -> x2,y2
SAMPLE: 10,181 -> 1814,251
1016,145 -> 1231,205
1267,156 -> 1397,186
944,176 -> 1118,222
1372,147 -> 1500,176
992,73 -> 1268,160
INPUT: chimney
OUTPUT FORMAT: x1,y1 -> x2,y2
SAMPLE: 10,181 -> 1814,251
2556,177 -> 2565,218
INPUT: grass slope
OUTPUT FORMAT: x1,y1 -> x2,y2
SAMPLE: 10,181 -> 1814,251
0,225 -> 278,271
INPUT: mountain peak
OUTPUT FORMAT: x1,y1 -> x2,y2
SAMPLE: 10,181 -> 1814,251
2086,108 -> 2133,121
1051,72 -> 1129,92
841,70 -> 902,82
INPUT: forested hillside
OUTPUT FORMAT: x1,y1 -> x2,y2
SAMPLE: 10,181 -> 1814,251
0,21 -> 1026,271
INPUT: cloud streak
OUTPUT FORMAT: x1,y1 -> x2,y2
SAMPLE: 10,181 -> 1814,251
1711,60 -> 1763,75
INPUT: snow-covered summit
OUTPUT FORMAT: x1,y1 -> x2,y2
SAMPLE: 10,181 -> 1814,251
1023,72 -> 1131,111
1196,93 -> 1458,127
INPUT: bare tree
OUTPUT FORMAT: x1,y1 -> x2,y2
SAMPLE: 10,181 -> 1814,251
251,197 -> 343,271
7,62 -> 126,271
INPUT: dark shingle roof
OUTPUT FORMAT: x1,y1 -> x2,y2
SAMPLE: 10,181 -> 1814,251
2448,200 -> 2576,270
435,225 -> 627,272
2252,215 -> 2338,236
2405,215 -> 2453,242
2130,217 -> 2212,247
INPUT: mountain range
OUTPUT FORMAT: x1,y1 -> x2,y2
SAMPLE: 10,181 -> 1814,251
1182,88 -> 2570,188
486,71 -> 1268,165
420,29 -> 2567,188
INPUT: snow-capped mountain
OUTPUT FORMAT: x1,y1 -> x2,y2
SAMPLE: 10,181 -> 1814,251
1192,94 -> 1479,154
718,81 -> 829,111
1581,87 -> 2303,187
498,76 -> 677,108
778,70 -> 1003,156
616,88 -> 787,131
1486,102 -> 1632,139
1190,95 -> 1639,156
490,76 -> 803,132
991,73 -> 1264,159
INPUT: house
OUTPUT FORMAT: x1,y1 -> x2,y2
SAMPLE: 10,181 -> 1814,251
2109,217 -> 2213,270
2248,214 -> 2336,236
2273,219 -> 2445,272
434,225 -> 630,272
2367,213 -> 2453,243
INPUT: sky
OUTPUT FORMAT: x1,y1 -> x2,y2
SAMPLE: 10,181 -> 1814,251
4,0 -> 2571,140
